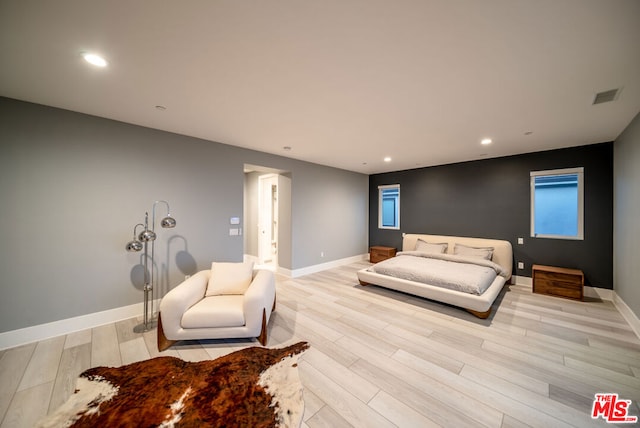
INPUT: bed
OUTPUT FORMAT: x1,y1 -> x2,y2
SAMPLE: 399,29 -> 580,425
357,234 -> 513,318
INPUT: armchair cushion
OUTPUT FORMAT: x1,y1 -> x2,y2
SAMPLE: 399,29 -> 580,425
181,295 -> 245,328
205,261 -> 254,296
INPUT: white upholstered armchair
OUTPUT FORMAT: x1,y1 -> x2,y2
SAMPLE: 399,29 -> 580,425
157,262 -> 276,351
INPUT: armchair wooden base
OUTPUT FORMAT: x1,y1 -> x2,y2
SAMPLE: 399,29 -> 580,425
157,313 -> 176,352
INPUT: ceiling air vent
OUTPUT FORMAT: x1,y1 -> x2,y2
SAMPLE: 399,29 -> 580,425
592,88 -> 620,105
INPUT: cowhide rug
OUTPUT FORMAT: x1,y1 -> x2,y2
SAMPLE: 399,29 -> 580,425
37,342 -> 309,428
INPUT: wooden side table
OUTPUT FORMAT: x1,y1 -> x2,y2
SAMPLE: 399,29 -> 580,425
369,246 -> 397,263
532,264 -> 584,301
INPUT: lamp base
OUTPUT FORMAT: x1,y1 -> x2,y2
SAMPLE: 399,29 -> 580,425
133,318 -> 158,333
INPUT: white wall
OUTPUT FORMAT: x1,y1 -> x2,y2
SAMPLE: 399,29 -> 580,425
0,97 -> 368,334
614,111 -> 640,318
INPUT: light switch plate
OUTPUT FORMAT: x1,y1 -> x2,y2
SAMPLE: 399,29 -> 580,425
518,262 -> 524,269
517,237 -> 524,245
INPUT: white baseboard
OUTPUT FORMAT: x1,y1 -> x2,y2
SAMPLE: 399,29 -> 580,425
245,252 -> 368,278
585,286 -> 614,301
0,301 -> 157,351
513,275 -> 532,287
613,292 -> 640,339
278,254 -> 368,278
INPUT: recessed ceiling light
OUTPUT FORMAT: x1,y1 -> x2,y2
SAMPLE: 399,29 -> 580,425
82,53 -> 107,67
481,138 -> 492,145
524,131 -> 533,136
283,146 -> 292,151
155,105 -> 167,111
384,157 -> 392,162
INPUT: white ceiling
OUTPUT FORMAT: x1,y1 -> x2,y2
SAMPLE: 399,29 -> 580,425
1,1 -> 639,174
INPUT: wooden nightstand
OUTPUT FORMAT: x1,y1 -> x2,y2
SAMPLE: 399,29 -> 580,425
532,264 -> 584,301
369,246 -> 397,263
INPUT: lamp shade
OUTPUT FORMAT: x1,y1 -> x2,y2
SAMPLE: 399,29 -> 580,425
139,229 -> 157,242
126,240 -> 143,252
161,216 -> 176,228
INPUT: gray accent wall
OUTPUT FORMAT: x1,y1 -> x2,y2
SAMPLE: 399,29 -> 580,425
0,97 -> 368,333
614,111 -> 640,318
292,164 -> 369,268
369,143 -> 614,289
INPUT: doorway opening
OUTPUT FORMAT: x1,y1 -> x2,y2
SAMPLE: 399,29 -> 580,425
258,173 -> 278,267
243,164 -> 291,273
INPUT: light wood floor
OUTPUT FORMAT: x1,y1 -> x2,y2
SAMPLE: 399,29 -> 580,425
1,262 -> 639,427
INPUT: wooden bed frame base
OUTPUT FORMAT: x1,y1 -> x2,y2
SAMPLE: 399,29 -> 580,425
465,308 -> 492,319
358,280 -> 492,319
157,294 -> 278,352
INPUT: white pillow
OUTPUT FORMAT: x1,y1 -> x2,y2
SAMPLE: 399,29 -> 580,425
454,243 -> 494,260
205,261 -> 254,296
415,239 -> 448,254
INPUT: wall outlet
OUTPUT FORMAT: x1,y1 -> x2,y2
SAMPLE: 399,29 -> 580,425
517,237 -> 524,245
320,251 -> 324,257
518,262 -> 524,269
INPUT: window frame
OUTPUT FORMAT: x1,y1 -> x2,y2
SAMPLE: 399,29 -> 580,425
530,167 -> 584,240
378,184 -> 400,230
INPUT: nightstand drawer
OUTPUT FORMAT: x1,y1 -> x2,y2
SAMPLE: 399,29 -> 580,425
533,278 -> 582,300
369,246 -> 396,263
535,270 -> 581,284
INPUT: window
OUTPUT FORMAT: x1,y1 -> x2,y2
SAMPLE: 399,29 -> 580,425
530,167 -> 584,240
378,184 -> 400,229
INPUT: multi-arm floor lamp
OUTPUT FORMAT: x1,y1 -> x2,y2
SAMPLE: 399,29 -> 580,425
125,200 -> 176,331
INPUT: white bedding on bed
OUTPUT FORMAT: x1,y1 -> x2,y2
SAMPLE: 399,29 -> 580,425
369,251 -> 508,295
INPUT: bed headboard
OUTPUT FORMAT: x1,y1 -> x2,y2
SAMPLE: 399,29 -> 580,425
402,234 -> 513,279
